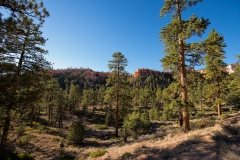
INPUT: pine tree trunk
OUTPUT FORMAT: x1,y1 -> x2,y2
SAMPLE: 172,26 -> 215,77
30,106 -> 35,127
48,105 -> 51,122
176,0 -> 190,131
58,103 -> 61,128
217,82 -> 222,116
218,103 -> 221,116
0,108 -> 11,150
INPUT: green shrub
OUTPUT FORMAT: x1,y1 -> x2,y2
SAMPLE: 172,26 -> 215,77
219,113 -> 228,120
110,136 -> 123,141
17,134 -> 33,146
2,153 -> 34,160
121,152 -> 132,160
197,119 -> 215,128
17,153 -> 34,160
141,112 -> 149,121
209,115 -> 216,120
60,154 -> 75,160
89,149 -> 107,158
105,109 -> 114,125
121,112 -> 150,142
160,125 -> 166,130
39,125 -> 49,131
195,111 -> 205,118
52,137 -> 60,141
16,123 -> 26,137
95,124 -> 108,130
162,104 -> 173,120
149,107 -> 159,120
66,121 -> 85,145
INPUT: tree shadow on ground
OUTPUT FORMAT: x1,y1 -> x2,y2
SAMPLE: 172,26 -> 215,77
121,128 -> 240,160
124,137 -> 219,160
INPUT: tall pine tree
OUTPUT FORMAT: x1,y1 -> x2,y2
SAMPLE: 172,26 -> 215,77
159,0 -> 210,131
105,52 -> 130,137
204,29 -> 227,116
0,2 -> 50,148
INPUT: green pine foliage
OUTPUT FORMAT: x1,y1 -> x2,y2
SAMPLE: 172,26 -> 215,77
89,149 -> 108,158
0,1 -> 51,147
66,121 -> 85,145
204,29 -> 228,116
104,52 -> 131,137
159,0 -> 210,131
227,62 -> 240,109
121,112 -> 150,142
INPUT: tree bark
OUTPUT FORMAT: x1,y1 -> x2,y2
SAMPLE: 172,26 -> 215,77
0,108 -> 11,150
217,81 -> 222,116
30,106 -> 35,127
218,103 -> 221,116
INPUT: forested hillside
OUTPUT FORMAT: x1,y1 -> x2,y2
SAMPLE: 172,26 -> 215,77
50,68 -> 173,91
1,0 -> 240,159
50,68 -> 109,90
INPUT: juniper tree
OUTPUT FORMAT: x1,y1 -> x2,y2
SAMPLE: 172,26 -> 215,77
105,52 -> 130,137
159,0 -> 210,131
204,29 -> 228,116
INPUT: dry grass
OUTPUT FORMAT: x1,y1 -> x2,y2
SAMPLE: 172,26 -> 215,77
8,112 -> 240,160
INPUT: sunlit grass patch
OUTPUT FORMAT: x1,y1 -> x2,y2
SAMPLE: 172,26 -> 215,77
89,149 -> 108,158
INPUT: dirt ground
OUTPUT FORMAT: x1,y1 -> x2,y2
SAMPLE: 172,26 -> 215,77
9,112 -> 240,160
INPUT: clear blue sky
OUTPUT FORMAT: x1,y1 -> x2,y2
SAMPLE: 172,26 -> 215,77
41,0 -> 240,73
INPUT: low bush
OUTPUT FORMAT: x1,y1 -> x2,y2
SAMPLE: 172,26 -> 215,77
6,153 -> 34,160
219,113 -> 228,120
121,152 -> 132,160
149,107 -> 159,120
89,149 -> 107,158
16,123 -> 26,137
95,124 -> 108,130
121,112 -> 150,142
60,155 -> 75,160
105,109 -> 114,125
110,136 -> 123,141
66,121 -> 85,145
17,134 -> 34,146
52,137 -> 60,141
195,111 -> 205,118
17,153 -> 34,160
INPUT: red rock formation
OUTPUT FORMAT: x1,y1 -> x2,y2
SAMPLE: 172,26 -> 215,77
133,68 -> 161,77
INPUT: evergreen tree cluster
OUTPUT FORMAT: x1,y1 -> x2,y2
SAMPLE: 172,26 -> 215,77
1,1 -> 240,156
50,68 -> 109,90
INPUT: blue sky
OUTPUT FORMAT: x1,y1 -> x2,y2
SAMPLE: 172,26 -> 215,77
41,0 -> 240,73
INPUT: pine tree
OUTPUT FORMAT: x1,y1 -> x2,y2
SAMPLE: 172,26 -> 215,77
159,0 -> 210,131
204,29 -> 228,116
105,52 -> 130,137
0,4 -> 50,147
81,88 -> 96,114
227,60 -> 240,109
0,0 -> 49,24
45,78 -> 65,127
68,81 -> 81,113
